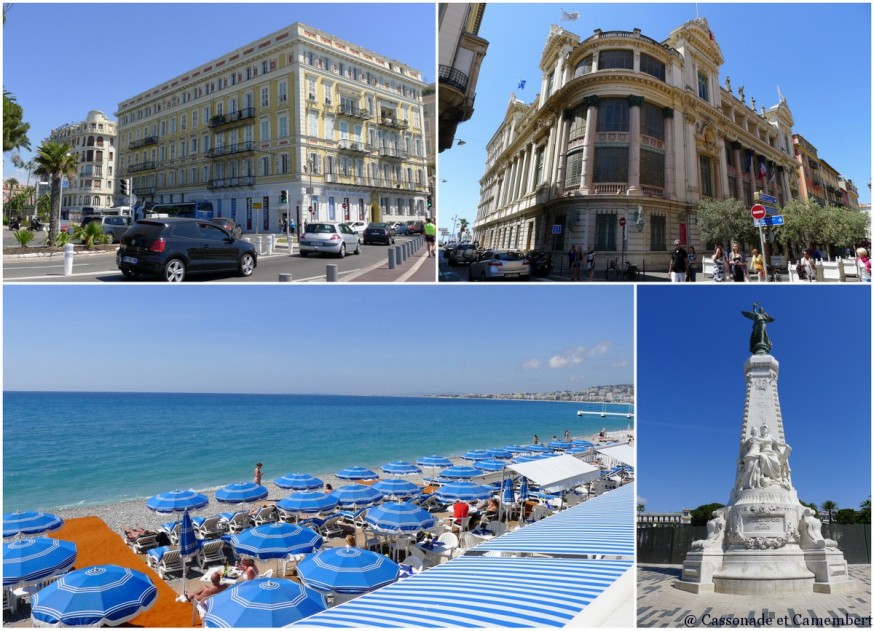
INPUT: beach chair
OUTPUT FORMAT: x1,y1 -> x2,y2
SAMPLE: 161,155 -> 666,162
437,532 -> 459,558
318,515 -> 344,539
156,549 -> 183,579
359,526 -> 383,552
416,495 -> 444,512
459,532 -> 479,550
276,508 -> 297,523
132,533 -> 159,554
226,512 -> 252,534
405,556 -> 424,574
197,540 -> 227,569
195,516 -> 226,540
160,521 -> 181,546
258,569 -> 274,578
3,587 -> 18,616
146,545 -> 174,570
253,506 -> 278,526
486,521 -> 507,536
526,504 -> 549,524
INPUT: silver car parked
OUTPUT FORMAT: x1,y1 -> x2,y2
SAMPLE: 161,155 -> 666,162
469,250 -> 531,282
299,222 -> 361,258
81,215 -> 132,243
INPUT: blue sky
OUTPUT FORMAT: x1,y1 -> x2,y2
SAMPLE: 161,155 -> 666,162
637,286 -> 871,514
3,285 -> 633,394
438,3 -> 872,232
2,2 -> 436,178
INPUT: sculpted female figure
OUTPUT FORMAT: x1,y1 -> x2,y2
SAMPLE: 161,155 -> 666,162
741,303 -> 775,355
735,427 -> 762,490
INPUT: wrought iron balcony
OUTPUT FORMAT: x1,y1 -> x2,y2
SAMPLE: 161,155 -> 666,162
207,142 -> 255,158
132,185 -> 155,195
127,161 -> 157,173
130,136 -> 158,149
208,107 -> 256,129
207,175 -> 256,189
438,65 -> 469,93
337,140 -> 372,154
336,103 -> 372,120
379,116 -> 409,129
376,146 -> 410,160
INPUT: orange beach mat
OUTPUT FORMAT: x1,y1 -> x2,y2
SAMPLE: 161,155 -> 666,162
49,516 -> 194,627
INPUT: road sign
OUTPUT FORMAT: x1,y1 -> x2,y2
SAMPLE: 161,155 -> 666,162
751,204 -> 767,220
755,193 -> 778,205
762,205 -> 779,216
552,224 -> 562,234
619,217 -> 627,227
755,215 -> 784,227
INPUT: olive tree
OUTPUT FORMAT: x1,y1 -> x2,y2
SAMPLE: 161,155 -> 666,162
696,198 -> 757,249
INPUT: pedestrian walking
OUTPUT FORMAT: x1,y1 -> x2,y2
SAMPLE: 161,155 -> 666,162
584,244 -> 596,281
729,242 -> 747,282
423,217 -> 437,257
568,245 -> 578,279
796,249 -> 816,282
686,247 -> 698,283
711,245 -> 729,282
750,248 -> 765,282
856,247 -> 871,283
668,239 -> 688,282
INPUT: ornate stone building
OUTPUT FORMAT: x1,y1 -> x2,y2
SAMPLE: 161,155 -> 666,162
116,23 -> 429,232
792,133 -> 859,210
49,110 -> 118,215
473,18 -> 799,268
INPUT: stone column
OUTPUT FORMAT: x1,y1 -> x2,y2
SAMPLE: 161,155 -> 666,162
627,95 -> 643,196
663,108 -> 675,200
733,143 -> 744,200
782,168 -> 793,203
525,142 -> 537,193
684,112 -> 698,201
718,139 -> 730,199
553,113 -> 570,195
579,96 -> 599,194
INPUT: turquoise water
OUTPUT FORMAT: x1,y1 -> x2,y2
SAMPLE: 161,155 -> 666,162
2,392 -> 633,512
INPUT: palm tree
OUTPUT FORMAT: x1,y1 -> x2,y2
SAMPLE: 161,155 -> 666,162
459,218 -> 469,240
33,140 -> 77,245
3,90 -> 31,152
4,177 -> 19,199
821,500 -> 838,523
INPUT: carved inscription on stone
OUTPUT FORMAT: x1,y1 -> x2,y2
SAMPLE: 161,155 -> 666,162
742,514 -> 784,535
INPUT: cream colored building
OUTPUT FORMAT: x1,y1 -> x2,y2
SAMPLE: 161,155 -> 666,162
116,23 -> 430,232
474,18 -> 800,268
50,110 -> 118,216
792,133 -> 859,210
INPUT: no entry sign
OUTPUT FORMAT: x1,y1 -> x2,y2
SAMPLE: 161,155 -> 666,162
751,204 -> 767,220
619,217 -> 627,227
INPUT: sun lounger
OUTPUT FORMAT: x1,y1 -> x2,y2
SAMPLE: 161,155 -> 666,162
197,540 -> 227,569
146,545 -> 173,569
318,515 -> 344,539
277,508 -> 297,523
156,549 -> 183,579
195,516 -> 227,540
298,516 -> 326,531
224,512 -> 252,534
159,520 -> 181,545
253,505 -> 278,526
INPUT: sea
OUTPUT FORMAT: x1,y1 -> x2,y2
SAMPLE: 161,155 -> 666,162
3,392 -> 634,513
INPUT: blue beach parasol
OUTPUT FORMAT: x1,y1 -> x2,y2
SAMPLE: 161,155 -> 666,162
330,484 -> 383,509
336,466 -> 379,481
3,511 -> 64,538
177,509 -> 200,601
548,440 -> 573,450
274,473 -> 323,490
364,502 -> 436,534
277,492 -> 338,515
416,455 -> 452,468
461,449 -> 490,461
501,445 -> 527,454
474,459 -> 508,472
522,444 -> 552,453
145,490 -> 208,514
30,565 -> 157,627
371,479 -> 420,500
380,461 -> 421,476
297,547 -> 400,595
567,446 -> 591,455
519,477 -> 530,502
230,522 -> 323,560
215,482 -> 268,504
571,440 -> 595,448
437,465 -> 482,480
486,448 -> 514,460
203,578 -> 326,628
3,538 -> 77,588
433,481 -> 493,503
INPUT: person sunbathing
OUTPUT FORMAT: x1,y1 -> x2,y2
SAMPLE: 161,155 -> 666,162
187,572 -> 227,603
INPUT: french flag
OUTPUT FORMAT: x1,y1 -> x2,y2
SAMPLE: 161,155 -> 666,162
757,156 -> 767,180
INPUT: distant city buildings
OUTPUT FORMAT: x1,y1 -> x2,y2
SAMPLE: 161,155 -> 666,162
792,133 -> 859,210
116,22 -> 430,232
472,17 -> 861,266
438,3 -> 489,152
49,110 -> 118,215
436,383 -> 634,403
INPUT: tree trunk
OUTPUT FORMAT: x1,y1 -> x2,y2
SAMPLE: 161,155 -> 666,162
48,174 -> 61,246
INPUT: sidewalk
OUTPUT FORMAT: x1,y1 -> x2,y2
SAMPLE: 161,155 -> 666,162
346,247 -> 437,282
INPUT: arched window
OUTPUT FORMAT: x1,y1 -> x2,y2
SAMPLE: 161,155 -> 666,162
95,136 -> 105,147
86,136 -> 95,146
567,105 -> 587,142
573,55 -> 593,79
92,196 -> 101,206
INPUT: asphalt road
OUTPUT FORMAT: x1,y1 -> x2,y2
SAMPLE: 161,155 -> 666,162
3,236 -> 420,283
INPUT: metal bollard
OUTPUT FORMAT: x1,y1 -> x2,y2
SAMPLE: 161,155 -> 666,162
267,235 -> 274,256
326,264 -> 338,282
406,241 -> 412,259
395,245 -> 403,264
63,243 -> 74,276
388,248 -> 396,269
257,236 -> 263,255
278,273 -> 293,282
288,235 -> 295,255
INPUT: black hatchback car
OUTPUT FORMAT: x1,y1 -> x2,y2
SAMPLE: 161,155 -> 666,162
117,218 -> 257,282
362,222 -> 395,245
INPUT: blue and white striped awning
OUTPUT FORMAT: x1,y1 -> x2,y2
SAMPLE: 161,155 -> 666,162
291,556 -> 632,628
472,484 -> 634,558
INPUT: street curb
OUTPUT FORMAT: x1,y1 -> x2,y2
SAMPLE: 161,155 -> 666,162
3,248 -> 118,260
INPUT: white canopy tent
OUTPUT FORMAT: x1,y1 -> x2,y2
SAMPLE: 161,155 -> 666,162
595,443 -> 635,468
506,454 -> 600,493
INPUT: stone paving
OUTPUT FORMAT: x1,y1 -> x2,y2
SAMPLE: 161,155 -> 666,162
638,564 -> 871,628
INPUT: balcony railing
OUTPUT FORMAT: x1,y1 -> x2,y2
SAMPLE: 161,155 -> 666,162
438,64 -> 469,93
208,108 -> 256,129
337,140 -> 372,154
130,136 -> 158,149
133,186 -> 155,196
336,103 -> 372,120
207,175 -> 256,189
379,116 -> 409,129
207,142 -> 255,158
376,146 -> 410,160
128,161 -> 157,173
593,183 -> 627,195
322,173 -> 428,192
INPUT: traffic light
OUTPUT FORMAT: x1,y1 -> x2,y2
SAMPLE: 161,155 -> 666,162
427,195 -> 432,209
119,178 -> 128,196
279,190 -> 288,203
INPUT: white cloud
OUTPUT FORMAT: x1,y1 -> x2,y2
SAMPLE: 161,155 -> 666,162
587,342 -> 612,357
521,358 -> 541,370
549,345 -> 587,369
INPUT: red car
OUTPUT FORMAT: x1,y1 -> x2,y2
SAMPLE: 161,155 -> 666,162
406,220 -> 424,235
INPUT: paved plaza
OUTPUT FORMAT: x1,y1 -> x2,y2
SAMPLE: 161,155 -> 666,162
638,564 -> 871,628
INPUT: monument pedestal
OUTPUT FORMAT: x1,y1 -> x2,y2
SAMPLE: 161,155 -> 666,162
677,549 -> 724,593
805,549 -> 853,593
712,548 -> 815,595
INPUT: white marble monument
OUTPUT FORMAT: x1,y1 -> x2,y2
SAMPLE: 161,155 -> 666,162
677,304 -> 852,595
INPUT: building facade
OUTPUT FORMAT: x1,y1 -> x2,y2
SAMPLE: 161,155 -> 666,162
473,18 -> 800,267
116,23 -> 430,232
792,133 -> 859,210
50,110 -> 118,215
438,3 -> 489,152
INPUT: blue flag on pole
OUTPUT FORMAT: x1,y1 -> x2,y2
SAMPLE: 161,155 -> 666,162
517,80 -> 526,90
